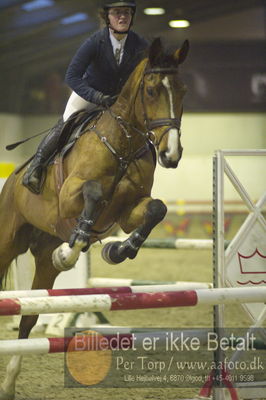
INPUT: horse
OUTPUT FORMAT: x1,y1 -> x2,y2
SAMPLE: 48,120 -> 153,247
0,37 -> 189,399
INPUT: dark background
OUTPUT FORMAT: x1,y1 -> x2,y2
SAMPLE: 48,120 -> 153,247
0,0 -> 265,114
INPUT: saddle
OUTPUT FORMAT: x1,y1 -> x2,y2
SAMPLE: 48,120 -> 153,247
15,107 -> 104,176
55,107 -> 104,160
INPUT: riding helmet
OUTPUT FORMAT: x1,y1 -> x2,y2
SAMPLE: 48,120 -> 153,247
103,1 -> 136,14
102,0 -> 136,32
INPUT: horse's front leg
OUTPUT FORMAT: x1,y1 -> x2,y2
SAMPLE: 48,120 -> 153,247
52,180 -> 103,271
102,198 -> 167,264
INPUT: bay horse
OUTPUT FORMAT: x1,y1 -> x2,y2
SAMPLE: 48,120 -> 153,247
0,38 -> 189,399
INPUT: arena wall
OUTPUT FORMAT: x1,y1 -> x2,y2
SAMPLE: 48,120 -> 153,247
0,112 -> 265,202
153,113 -> 266,202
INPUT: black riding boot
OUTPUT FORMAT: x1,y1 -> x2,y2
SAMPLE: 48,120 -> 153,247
22,118 -> 64,194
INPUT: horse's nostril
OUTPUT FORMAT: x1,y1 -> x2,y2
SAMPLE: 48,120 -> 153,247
159,151 -> 180,169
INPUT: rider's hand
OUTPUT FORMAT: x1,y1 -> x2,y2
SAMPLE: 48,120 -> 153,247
93,91 -> 117,107
102,95 -> 117,107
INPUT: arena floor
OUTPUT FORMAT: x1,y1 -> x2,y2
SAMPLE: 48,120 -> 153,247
0,215 -> 264,399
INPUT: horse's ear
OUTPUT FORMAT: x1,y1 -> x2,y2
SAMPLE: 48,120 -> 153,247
149,37 -> 164,66
174,40 -> 189,65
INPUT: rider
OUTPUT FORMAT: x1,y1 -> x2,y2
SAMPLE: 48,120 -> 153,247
23,0 -> 148,194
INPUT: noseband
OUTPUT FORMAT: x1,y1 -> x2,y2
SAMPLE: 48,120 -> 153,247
141,67 -> 182,147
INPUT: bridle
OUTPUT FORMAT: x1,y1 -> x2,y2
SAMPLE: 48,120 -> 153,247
90,64 -> 183,172
105,64 -> 183,148
140,66 -> 183,147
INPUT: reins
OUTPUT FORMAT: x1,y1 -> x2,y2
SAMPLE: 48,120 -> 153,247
88,63 -> 183,174
40,62 -> 183,201
102,64 -> 183,152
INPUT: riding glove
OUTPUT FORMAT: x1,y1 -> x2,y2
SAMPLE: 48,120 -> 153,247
93,91 -> 117,107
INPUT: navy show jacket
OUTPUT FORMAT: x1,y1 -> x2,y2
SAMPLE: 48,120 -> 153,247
65,27 -> 148,102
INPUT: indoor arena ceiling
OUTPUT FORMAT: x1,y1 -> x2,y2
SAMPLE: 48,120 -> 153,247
0,0 -> 265,113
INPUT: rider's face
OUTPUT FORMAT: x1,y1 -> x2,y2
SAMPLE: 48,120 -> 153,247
108,7 -> 133,32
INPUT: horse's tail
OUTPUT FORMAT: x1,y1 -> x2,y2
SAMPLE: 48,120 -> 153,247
0,260 -> 16,291
0,270 -> 8,290
0,275 -> 4,290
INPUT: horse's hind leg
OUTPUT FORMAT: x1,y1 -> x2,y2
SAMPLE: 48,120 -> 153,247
0,233 -> 62,400
0,175 -> 31,289
18,234 -> 62,338
0,212 -> 33,398
18,232 -> 62,341
0,243 -> 31,400
102,197 -> 167,264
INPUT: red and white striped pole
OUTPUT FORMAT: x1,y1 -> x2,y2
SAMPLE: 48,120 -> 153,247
0,287 -> 265,316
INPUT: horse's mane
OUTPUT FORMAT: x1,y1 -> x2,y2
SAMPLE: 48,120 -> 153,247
118,58 -> 147,104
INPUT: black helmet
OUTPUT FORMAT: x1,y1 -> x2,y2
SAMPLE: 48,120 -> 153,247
103,1 -> 136,14
102,0 -> 136,33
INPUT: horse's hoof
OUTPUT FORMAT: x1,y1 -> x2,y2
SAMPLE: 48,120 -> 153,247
0,388 -> 14,400
101,241 -> 125,265
52,243 -> 77,272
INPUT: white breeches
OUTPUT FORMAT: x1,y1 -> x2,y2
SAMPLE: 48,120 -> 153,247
63,92 -> 94,122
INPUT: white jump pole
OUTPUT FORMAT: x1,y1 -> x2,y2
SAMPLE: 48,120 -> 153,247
93,236 -> 214,249
0,287 -> 265,316
88,277 -> 213,289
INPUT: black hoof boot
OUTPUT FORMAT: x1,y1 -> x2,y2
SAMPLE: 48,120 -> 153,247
101,234 -> 142,265
101,200 -> 167,265
102,241 -> 126,265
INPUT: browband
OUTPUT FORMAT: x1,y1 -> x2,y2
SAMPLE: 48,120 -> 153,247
144,67 -> 178,75
148,118 -> 181,130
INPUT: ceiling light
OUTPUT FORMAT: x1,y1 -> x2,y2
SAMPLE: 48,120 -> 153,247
21,0 -> 54,11
144,8 -> 165,16
61,13 -> 88,25
169,19 -> 190,28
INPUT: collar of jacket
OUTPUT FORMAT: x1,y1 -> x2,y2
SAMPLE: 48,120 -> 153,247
100,27 -> 135,69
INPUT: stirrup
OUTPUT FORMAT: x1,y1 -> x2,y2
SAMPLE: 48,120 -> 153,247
22,163 -> 46,195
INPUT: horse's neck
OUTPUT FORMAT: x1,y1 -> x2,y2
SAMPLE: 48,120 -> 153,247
113,59 -> 147,125
94,60 -> 147,150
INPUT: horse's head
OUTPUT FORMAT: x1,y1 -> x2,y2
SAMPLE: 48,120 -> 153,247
139,38 -> 189,168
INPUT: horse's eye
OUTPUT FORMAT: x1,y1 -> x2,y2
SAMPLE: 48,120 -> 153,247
146,86 -> 154,97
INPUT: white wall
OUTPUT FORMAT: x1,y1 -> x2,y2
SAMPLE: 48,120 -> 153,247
0,112 -> 265,202
0,113 -> 24,163
0,113 -> 58,164
152,113 -> 266,201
